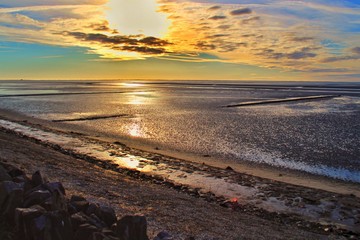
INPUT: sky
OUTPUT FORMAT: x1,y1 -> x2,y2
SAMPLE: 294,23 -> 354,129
0,0 -> 359,81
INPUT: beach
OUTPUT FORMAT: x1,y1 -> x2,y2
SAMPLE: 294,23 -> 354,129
1,108 -> 360,239
0,81 -> 360,239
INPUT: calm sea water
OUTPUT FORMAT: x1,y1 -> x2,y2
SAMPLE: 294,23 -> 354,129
1,80 -> 360,181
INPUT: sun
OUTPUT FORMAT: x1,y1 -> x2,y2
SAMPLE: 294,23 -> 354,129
105,0 -> 170,38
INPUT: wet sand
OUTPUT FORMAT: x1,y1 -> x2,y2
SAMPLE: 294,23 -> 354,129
0,109 -> 360,239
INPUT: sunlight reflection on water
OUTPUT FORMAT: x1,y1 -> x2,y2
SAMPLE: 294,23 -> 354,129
128,122 -> 143,137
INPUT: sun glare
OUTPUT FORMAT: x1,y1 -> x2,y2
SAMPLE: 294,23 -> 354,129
91,48 -> 143,59
106,0 -> 170,38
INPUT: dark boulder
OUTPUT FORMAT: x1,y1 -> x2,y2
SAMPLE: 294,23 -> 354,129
225,166 -> 234,171
4,164 -> 26,178
116,215 -> 149,240
89,213 -> 107,229
0,165 -> 11,182
9,168 -> 26,178
42,210 -> 73,240
31,171 -> 44,187
95,205 -> 117,227
86,203 -> 100,216
23,189 -> 52,208
69,200 -> 90,213
12,175 -> 29,183
154,231 -> 173,240
15,206 -> 46,240
71,212 -> 90,231
70,195 -> 86,202
74,223 -> 99,240
50,189 -> 67,211
0,181 -> 24,220
14,208 -> 72,240
92,232 -> 119,240
46,182 -> 66,195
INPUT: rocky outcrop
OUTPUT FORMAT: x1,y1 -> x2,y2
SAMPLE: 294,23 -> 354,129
0,163 -> 171,240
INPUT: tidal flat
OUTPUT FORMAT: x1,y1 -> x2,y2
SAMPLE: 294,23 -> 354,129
0,80 -> 360,238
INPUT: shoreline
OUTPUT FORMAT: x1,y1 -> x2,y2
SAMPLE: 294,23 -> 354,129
1,122 -> 359,239
0,108 -> 360,238
0,107 -> 359,197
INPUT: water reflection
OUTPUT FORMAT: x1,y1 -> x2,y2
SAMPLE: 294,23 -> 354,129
128,122 -> 143,137
127,91 -> 155,105
122,83 -> 143,88
114,155 -> 140,169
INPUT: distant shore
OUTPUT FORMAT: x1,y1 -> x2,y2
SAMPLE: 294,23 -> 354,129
0,109 -> 360,239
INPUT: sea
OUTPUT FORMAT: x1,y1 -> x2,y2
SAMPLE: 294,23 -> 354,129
0,80 -> 359,183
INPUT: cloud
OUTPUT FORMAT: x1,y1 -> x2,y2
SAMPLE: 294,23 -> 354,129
217,25 -> 231,29
139,37 -> 171,46
0,13 -> 44,27
241,16 -> 260,24
88,22 -> 112,32
230,8 -> 252,16
321,55 -> 360,63
0,0 -> 106,8
194,41 -> 216,50
290,37 -> 315,42
0,0 -> 359,78
307,68 -> 349,73
351,47 -> 360,55
65,31 -> 171,55
256,48 -> 317,60
320,46 -> 360,62
287,52 -> 317,59
208,6 -> 221,11
117,45 -> 167,55
209,15 -> 227,20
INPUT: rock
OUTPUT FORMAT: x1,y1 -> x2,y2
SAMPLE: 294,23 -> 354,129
12,175 -> 29,183
154,231 -> 173,240
86,203 -> 100,216
49,188 -> 67,211
68,202 -> 78,215
0,165 -> 12,182
74,223 -> 99,240
71,212 -> 111,234
17,210 -> 73,240
116,215 -> 149,240
92,232 -> 108,240
95,206 -> 117,227
15,207 -> 46,240
225,166 -> 233,171
23,190 -> 52,208
70,195 -> 86,202
46,182 -> 66,195
0,181 -> 24,220
0,163 -> 26,178
71,212 -> 90,231
110,223 -> 117,233
42,210 -> 73,240
220,199 -> 241,210
31,171 -> 44,187
89,213 -> 107,228
93,232 -> 119,240
7,166 -> 26,178
102,228 -> 117,238
70,200 -> 90,213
